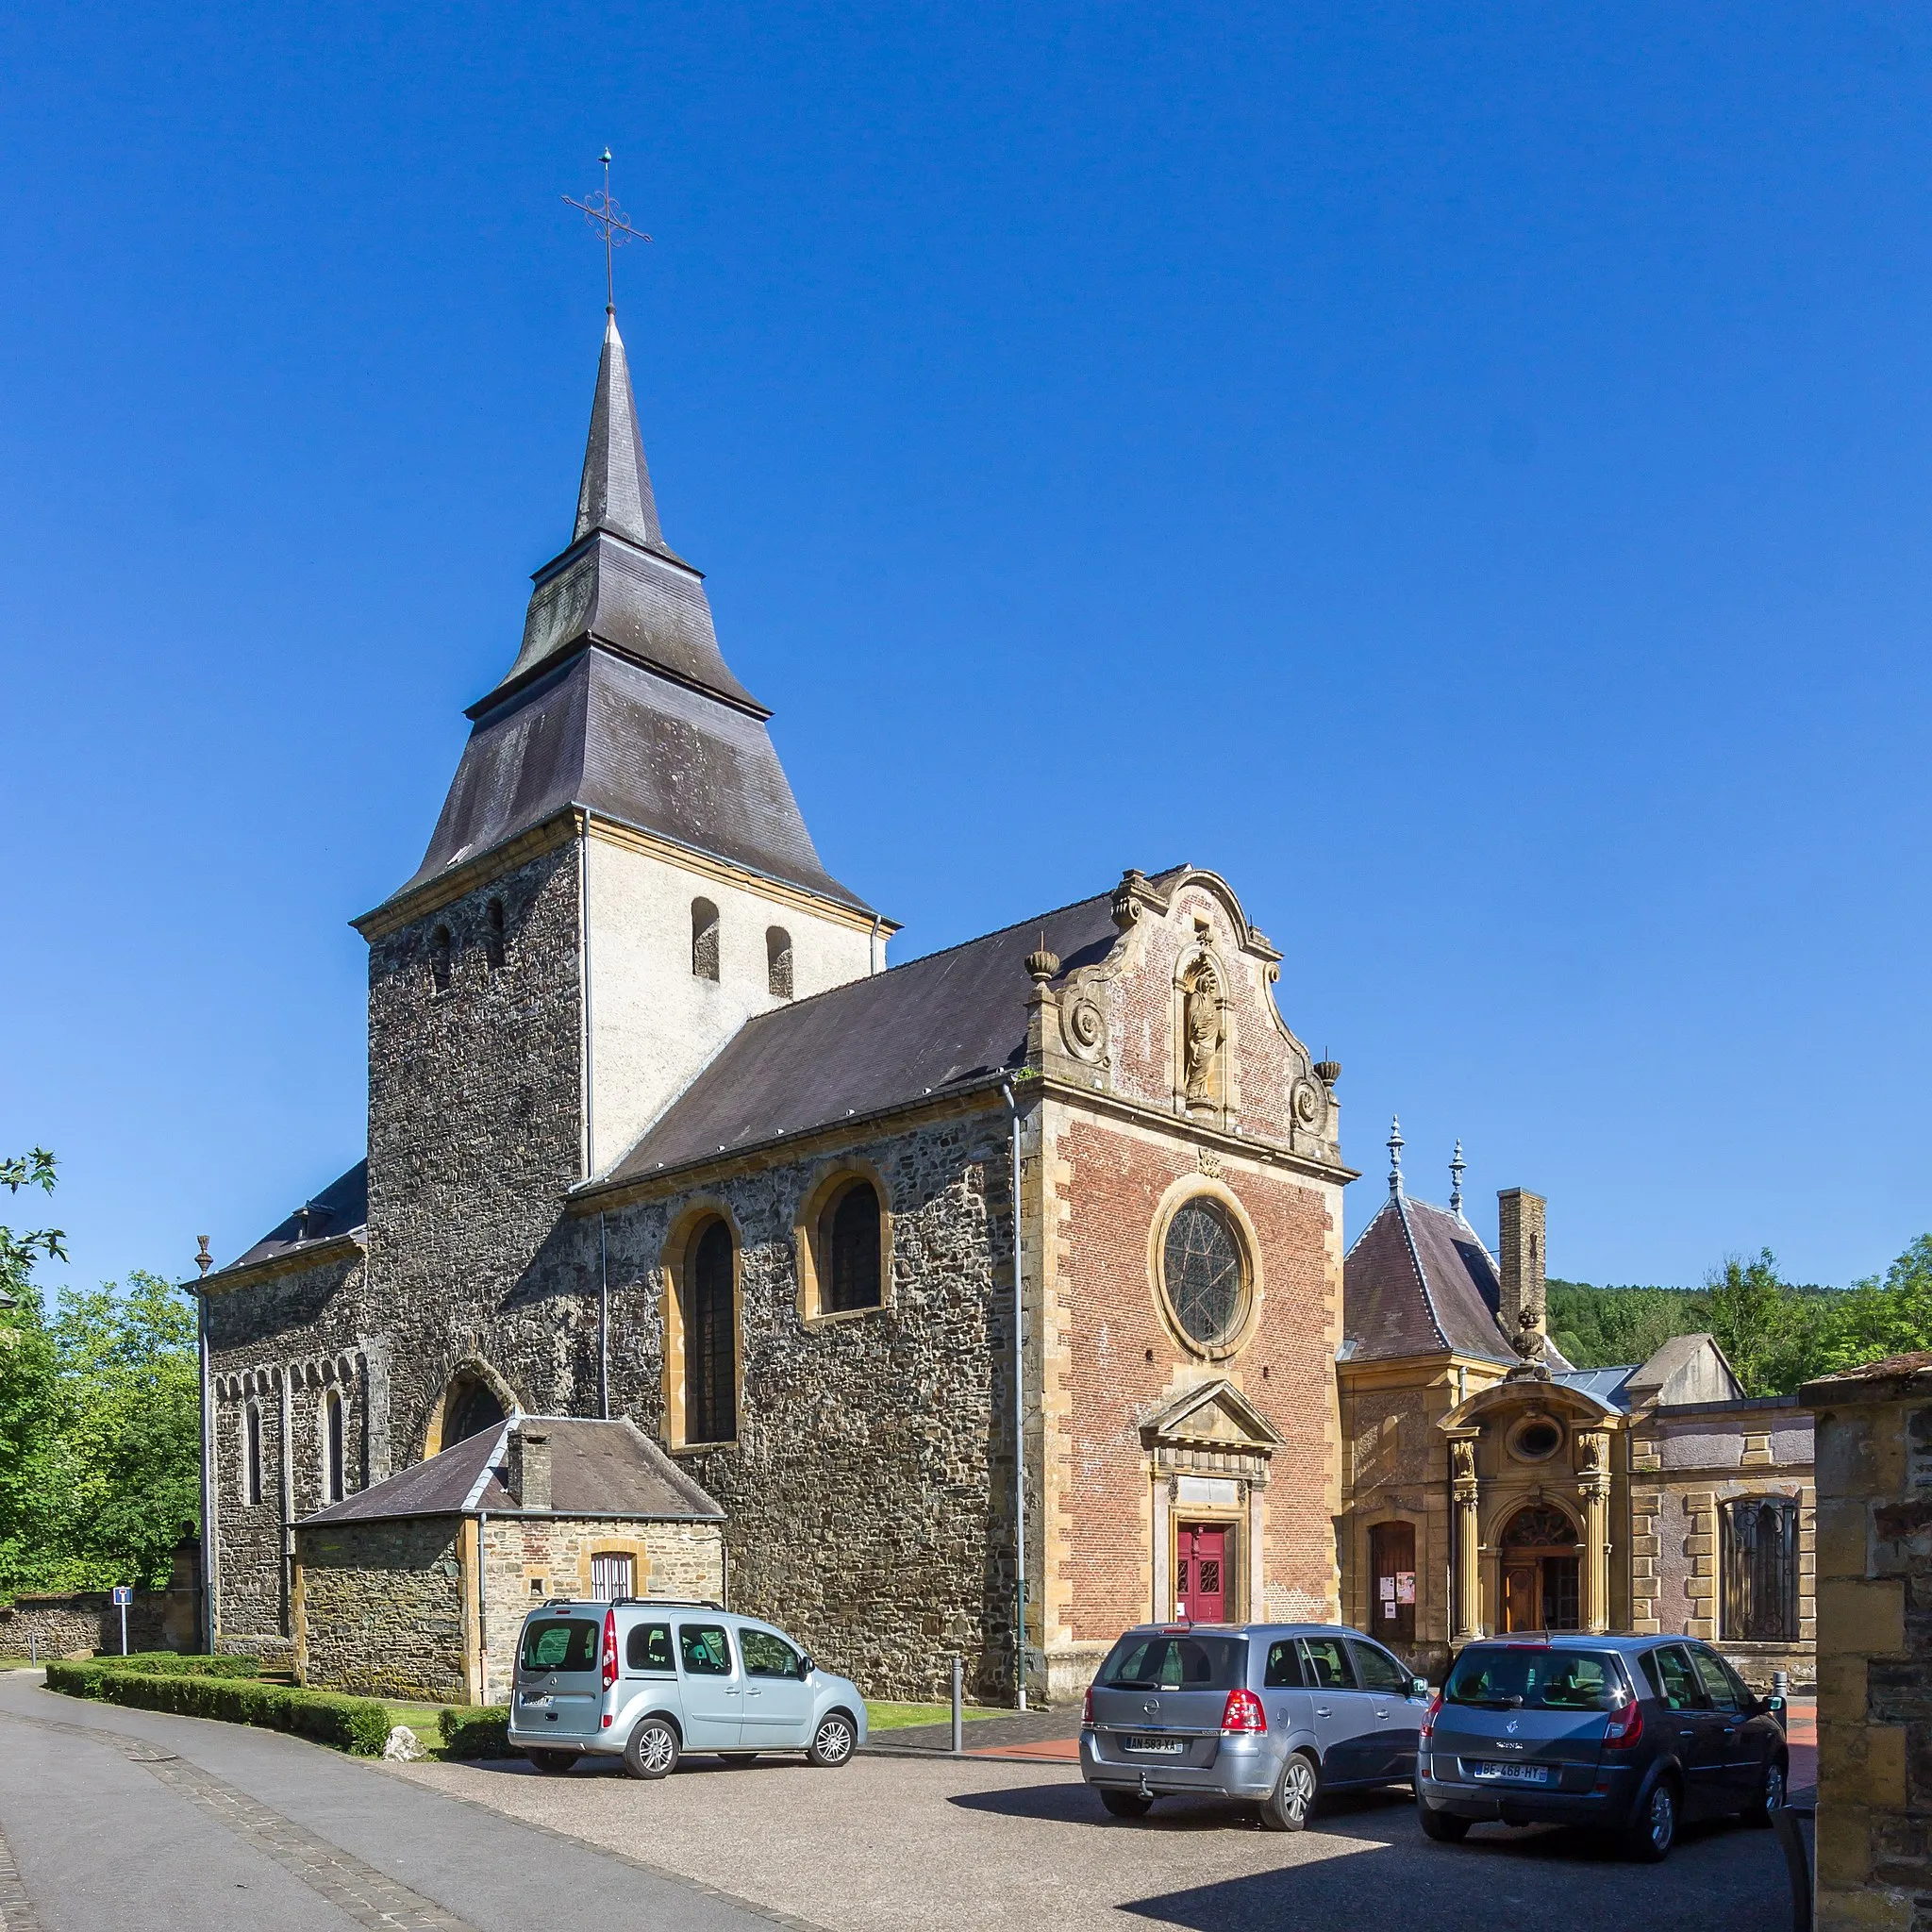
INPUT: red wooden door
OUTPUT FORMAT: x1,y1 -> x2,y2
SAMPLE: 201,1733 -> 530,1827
1175,1524 -> 1229,1623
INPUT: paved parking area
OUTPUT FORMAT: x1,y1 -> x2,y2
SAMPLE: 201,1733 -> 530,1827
394,1747 -> 1799,1932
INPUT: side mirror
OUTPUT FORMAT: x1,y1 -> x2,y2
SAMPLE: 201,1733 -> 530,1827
799,1655 -> 815,1677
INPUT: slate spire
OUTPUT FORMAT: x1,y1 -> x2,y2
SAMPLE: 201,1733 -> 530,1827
573,311 -> 671,557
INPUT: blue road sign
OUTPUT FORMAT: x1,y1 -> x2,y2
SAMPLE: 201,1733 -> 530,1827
111,1586 -> 132,1606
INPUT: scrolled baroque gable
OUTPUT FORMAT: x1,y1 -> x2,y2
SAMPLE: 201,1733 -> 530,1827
1041,866 -> 1339,1158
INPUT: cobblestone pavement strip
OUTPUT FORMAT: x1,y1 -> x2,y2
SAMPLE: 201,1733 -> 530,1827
393,1744 -> 1797,1932
0,1815 -> 45,1932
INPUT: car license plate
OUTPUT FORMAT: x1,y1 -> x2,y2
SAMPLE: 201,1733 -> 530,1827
1470,1761 -> 1549,1784
1124,1736 -> 1184,1755
523,1694 -> 553,1708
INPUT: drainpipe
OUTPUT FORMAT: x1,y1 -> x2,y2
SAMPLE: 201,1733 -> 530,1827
1000,1081 -> 1027,1711
194,1245 -> 216,1653
476,1510 -> 490,1707
598,1212 -> 610,1420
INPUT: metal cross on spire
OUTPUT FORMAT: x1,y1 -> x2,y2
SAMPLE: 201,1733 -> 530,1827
563,149 -> 651,315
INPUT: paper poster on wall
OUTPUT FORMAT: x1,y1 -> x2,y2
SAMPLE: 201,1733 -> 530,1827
1383,1601 -> 1396,1618
1396,1572 -> 1416,1605
1378,1574 -> 1395,1601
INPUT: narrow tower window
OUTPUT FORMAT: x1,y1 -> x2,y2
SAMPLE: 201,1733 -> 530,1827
767,926 -> 793,1000
430,924 -> 454,994
325,1390 -> 345,1503
484,898 -> 507,972
691,899 -> 720,981
244,1404 -> 263,1507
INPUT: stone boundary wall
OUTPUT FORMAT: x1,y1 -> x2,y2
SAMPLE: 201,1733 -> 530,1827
0,1589 -> 199,1659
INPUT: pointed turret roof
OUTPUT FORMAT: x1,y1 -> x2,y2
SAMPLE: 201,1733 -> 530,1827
573,311 -> 675,558
369,315 -> 874,918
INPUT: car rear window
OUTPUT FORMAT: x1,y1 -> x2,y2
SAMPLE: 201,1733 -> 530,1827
1099,1634 -> 1249,1690
521,1618 -> 599,1673
1445,1647 -> 1628,1710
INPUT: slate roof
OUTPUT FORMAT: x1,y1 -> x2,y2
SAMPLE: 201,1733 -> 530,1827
219,1159 -> 368,1275
601,886 -> 1134,1183
1553,1366 -> 1638,1410
300,1415 -> 723,1527
373,314 -> 873,918
1343,1186 -> 1574,1370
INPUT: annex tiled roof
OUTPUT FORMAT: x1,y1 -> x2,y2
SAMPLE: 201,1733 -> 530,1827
1344,1188 -> 1574,1370
219,1159 -> 367,1275
602,885 -> 1136,1183
300,1415 -> 722,1527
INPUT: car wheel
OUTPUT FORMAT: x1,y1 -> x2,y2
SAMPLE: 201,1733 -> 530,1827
1258,1751 -> 1320,1833
1624,1776 -> 1678,1863
1417,1794 -> 1471,1843
1741,1753 -> 1787,1826
1100,1790 -> 1153,1819
808,1711 -> 858,1768
623,1717 -> 681,1781
525,1749 -> 580,1775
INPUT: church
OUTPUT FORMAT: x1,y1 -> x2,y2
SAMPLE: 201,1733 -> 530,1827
196,307 -> 1357,1704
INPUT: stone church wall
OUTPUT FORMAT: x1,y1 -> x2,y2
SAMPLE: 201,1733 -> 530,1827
589,1104 -> 1016,1702
206,1247 -> 366,1641
1050,1109 -> 1342,1647
364,836 -> 605,1458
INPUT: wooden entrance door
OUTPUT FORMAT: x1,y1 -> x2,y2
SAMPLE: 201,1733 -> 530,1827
1498,1504 -> 1582,1632
1176,1524 -> 1229,1623
1370,1521 -> 1417,1647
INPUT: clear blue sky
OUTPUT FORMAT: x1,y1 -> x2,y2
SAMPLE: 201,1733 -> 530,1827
4,4 -> 1928,1298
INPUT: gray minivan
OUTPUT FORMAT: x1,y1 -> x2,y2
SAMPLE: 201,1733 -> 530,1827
506,1599 -> 868,1777
1081,1622 -> 1431,1829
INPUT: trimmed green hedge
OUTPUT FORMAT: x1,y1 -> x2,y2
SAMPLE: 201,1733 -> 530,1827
438,1705 -> 512,1758
100,1652 -> 264,1678
47,1660 -> 391,1756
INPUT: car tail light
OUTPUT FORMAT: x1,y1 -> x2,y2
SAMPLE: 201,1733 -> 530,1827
1082,1685 -> 1093,1726
1603,1695 -> 1644,1751
601,1607 -> 619,1690
1418,1689 -> 1444,1743
1221,1688 -> 1267,1734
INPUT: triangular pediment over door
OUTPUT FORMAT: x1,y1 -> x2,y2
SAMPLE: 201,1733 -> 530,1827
1141,1378 -> 1280,1483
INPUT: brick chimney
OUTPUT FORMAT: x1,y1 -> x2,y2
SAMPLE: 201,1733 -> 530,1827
1497,1189 -> 1547,1346
507,1425 -> 551,1511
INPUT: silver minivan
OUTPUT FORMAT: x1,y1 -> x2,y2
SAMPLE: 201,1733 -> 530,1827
1081,1622 -> 1430,1829
506,1598 -> 869,1778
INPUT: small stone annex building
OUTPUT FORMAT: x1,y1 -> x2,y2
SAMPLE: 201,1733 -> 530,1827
1339,1124 -> 1816,1688
293,1417 -> 724,1703
196,306 -> 1357,1703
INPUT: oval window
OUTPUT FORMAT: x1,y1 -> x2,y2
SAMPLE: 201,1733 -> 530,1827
1162,1198 -> 1248,1349
1509,1417 -> 1564,1462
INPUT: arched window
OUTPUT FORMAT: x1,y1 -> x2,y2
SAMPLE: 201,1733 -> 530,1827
441,1372 -> 508,1449
822,1180 -> 882,1312
767,926 -> 793,999
691,899 -> 720,981
430,924 -> 454,994
324,1390 -> 345,1503
684,1219 -> 737,1443
484,898 -> 507,972
244,1404 -> 263,1507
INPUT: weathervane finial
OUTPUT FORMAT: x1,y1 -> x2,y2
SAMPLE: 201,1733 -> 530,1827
563,149 -> 652,316
1388,1114 -> 1405,1196
1449,1140 -> 1465,1216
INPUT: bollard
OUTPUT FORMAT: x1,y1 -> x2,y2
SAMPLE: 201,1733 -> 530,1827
1773,1668 -> 1790,1700
28,1635 -> 36,1664
951,1654 -> 964,1756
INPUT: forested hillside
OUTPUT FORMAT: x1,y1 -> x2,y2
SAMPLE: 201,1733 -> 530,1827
1549,1236 -> 1932,1397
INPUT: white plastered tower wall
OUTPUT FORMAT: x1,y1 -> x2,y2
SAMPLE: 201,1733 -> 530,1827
583,824 -> 882,1174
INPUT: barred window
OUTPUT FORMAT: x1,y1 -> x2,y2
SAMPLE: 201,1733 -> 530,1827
1722,1497 -> 1800,1643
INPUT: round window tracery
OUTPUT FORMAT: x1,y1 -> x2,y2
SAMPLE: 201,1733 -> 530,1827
1161,1198 -> 1249,1349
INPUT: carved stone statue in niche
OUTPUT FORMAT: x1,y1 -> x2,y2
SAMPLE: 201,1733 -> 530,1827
1576,1432 -> 1605,1477
1452,1438 -> 1476,1484
1183,959 -> 1224,1105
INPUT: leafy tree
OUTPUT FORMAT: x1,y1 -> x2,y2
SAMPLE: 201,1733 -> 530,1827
0,1151 -> 64,1594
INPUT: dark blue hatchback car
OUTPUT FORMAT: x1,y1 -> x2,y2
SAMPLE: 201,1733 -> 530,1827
1415,1633 -> 1788,1862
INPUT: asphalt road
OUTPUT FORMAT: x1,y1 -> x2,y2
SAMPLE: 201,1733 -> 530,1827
0,1672 -> 795,1931
399,1732 -> 1802,1932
